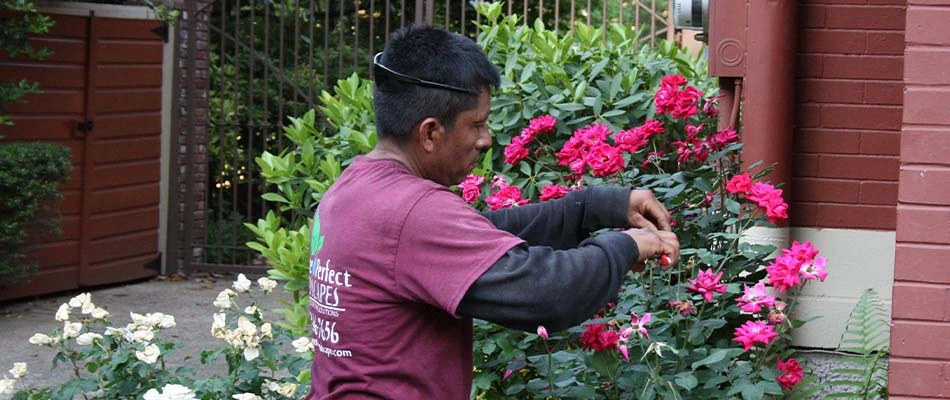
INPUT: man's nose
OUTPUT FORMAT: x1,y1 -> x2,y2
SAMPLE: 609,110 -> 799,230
475,133 -> 492,150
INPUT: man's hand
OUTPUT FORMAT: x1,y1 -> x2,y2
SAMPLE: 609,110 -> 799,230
623,227 -> 680,270
627,190 -> 672,232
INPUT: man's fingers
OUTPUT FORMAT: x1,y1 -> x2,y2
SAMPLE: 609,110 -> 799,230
630,214 -> 658,231
643,201 -> 672,231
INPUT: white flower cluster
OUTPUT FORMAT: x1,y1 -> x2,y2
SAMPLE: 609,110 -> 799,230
261,380 -> 297,398
291,336 -> 314,353
56,293 -> 109,321
212,315 -> 273,361
31,293 -> 178,366
208,275 -> 282,360
229,274 -> 279,296
143,383 -> 197,400
0,362 -> 27,396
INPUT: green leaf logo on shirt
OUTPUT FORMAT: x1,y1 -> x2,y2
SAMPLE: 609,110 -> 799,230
311,213 -> 326,256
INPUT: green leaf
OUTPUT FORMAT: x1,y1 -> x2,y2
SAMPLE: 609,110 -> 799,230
725,198 -> 742,214
674,374 -> 698,390
691,348 -> 738,370
262,192 -> 290,204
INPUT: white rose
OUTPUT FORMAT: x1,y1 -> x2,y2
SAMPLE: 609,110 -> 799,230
62,322 -> 83,339
260,323 -> 272,339
233,274 -> 252,293
211,313 -> 227,338
213,289 -> 236,309
0,378 -> 15,395
76,332 -> 103,346
160,383 -> 197,400
55,303 -> 70,322
130,312 -> 149,326
276,383 -> 297,398
257,277 -> 277,293
232,394 -> 263,400
28,333 -> 52,345
142,388 -> 161,400
9,362 -> 27,379
242,346 -> 260,361
148,313 -> 176,329
237,317 -> 257,335
131,328 -> 155,343
90,307 -> 109,319
135,344 -> 161,364
144,384 -> 197,400
244,305 -> 258,316
262,380 -> 281,392
104,327 -> 126,337
68,293 -> 90,309
292,337 -> 313,353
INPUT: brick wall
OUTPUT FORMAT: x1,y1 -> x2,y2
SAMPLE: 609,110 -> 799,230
792,0 -> 905,230
171,0 -> 211,272
889,1 -> 950,397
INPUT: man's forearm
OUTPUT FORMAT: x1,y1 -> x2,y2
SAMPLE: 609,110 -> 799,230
481,186 -> 631,249
456,232 -> 639,332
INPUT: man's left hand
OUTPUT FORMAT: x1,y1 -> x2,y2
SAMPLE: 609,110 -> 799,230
627,189 -> 672,232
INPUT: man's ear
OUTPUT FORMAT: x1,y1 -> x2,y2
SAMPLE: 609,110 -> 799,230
415,117 -> 444,153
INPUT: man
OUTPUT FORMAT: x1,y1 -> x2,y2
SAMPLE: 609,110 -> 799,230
306,25 -> 680,399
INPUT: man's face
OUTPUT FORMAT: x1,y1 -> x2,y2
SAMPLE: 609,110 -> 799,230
427,91 -> 493,186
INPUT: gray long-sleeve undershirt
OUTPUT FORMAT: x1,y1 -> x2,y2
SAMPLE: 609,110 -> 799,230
456,186 -> 640,332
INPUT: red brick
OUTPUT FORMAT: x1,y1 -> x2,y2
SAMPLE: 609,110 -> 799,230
819,154 -> 900,180
791,202 -> 896,229
823,55 -> 904,80
893,284 -> 949,321
795,103 -> 821,128
893,321 -> 950,358
861,131 -> 901,155
909,0 -> 950,4
895,243 -> 950,284
826,5 -> 906,30
905,88 -> 950,126
795,129 -> 861,153
793,177 -> 861,203
899,166 -> 950,205
907,8 -> 950,46
861,181 -> 899,204
864,81 -> 904,105
795,54 -> 824,78
896,205 -> 950,244
867,31 -> 906,55
888,359 -> 950,397
802,0 -> 866,4
869,0 -> 908,3
801,29 -> 867,54
800,5 -> 827,28
793,153 -> 821,177
901,127 -> 950,165
822,104 -> 903,130
798,79 -> 865,103
906,48 -> 950,85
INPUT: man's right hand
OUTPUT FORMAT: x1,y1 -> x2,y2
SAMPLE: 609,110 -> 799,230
624,227 -> 680,270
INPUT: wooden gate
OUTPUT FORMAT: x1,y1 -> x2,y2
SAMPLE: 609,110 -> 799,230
0,11 -> 166,300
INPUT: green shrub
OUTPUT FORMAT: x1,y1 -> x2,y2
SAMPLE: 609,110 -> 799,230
246,74 -> 376,335
0,142 -> 71,284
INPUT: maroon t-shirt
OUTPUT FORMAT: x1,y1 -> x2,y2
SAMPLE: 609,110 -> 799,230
306,156 -> 524,399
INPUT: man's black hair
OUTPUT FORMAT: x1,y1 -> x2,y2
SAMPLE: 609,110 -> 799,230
373,25 -> 501,145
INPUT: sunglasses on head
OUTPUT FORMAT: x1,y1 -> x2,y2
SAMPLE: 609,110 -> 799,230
373,52 -> 479,95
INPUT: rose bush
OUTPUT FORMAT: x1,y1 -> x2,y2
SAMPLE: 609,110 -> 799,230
246,3 -> 828,399
5,276 -> 312,400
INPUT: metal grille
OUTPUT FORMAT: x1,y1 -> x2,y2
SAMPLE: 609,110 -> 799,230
177,0 -> 672,273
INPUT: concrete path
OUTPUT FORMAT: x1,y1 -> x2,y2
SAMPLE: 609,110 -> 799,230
0,272 -> 295,396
